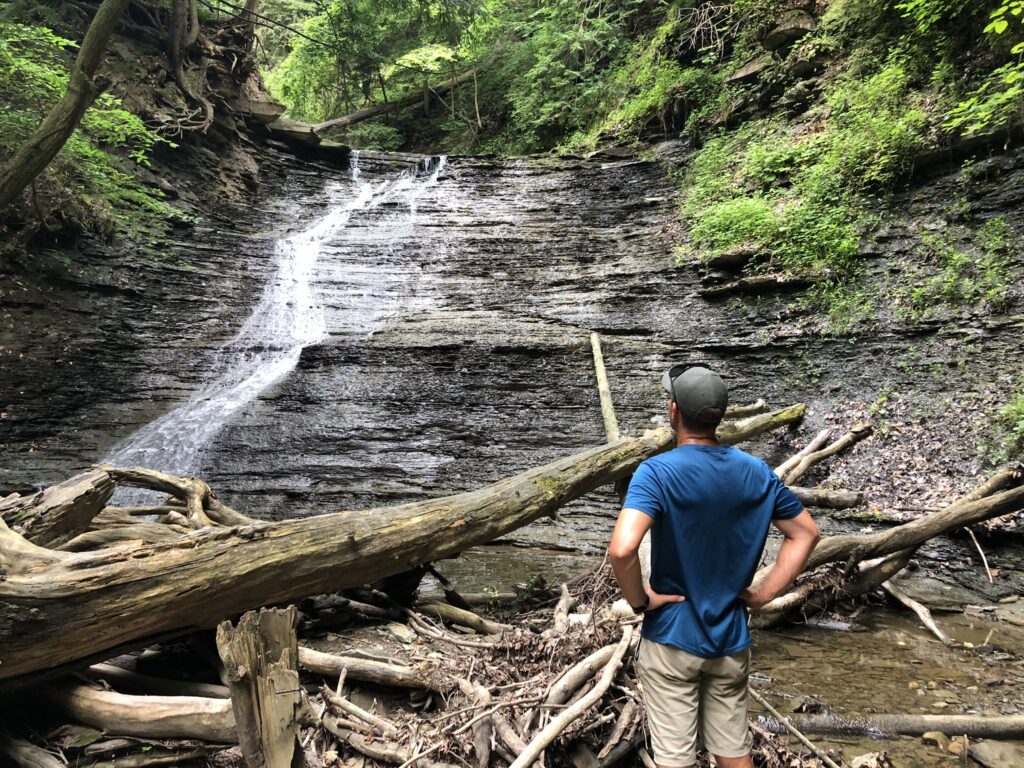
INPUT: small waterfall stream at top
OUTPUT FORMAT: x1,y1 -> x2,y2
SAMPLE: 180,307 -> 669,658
105,153 -> 447,488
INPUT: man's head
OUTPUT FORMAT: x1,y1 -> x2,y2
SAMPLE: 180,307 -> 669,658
662,364 -> 728,436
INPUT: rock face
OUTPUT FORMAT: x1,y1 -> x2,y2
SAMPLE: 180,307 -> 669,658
761,10 -> 817,51
1,147 -> 1024,579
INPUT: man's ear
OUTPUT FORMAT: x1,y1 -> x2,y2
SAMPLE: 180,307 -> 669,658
667,400 -> 679,428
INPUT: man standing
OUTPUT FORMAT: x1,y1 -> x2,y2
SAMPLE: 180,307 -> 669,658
609,365 -> 820,768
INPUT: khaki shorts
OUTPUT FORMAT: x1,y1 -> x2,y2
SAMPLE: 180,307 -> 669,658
636,639 -> 752,767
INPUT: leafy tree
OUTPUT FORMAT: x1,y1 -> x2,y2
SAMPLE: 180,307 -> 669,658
0,18 -> 169,231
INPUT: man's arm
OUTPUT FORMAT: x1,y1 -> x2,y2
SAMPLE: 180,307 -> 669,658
741,509 -> 820,609
609,508 -> 686,611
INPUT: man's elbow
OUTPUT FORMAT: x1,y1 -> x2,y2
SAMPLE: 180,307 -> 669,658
608,540 -> 637,564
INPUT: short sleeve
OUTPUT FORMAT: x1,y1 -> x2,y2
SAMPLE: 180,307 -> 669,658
623,461 -> 663,520
768,466 -> 804,520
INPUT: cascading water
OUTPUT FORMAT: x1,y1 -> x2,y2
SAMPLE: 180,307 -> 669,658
105,153 -> 447,485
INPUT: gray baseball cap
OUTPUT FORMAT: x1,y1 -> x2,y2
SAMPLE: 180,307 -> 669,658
661,364 -> 728,424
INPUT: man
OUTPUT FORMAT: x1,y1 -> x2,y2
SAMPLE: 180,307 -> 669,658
609,364 -> 820,768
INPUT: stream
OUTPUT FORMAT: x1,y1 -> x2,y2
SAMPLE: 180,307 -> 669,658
5,149 -> 1024,764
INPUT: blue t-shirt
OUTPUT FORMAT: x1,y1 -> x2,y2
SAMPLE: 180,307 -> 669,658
623,444 -> 803,658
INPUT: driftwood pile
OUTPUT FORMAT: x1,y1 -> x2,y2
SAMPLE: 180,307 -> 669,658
1,398 -> 1023,767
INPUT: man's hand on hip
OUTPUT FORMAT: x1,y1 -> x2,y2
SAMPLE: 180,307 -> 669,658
646,584 -> 686,611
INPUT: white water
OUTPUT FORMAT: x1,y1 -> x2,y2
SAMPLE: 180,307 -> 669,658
106,154 -> 447,480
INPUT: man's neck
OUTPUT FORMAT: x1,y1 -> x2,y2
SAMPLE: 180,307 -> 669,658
675,427 -> 720,448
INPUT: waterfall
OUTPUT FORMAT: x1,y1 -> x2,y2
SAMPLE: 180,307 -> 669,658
105,153 -> 447,483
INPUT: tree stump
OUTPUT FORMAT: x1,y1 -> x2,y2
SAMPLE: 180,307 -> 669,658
216,607 -> 303,768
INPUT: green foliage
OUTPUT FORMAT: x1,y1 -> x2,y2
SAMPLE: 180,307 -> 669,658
333,121 -> 404,151
992,385 -> 1024,461
563,11 -> 728,150
497,0 -> 648,151
0,22 -> 171,234
264,0 -> 477,125
898,218 -> 1013,317
676,59 -> 935,324
895,0 -> 1024,134
895,0 -> 976,33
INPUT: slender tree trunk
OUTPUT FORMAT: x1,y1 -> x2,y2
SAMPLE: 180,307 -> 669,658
0,0 -> 133,212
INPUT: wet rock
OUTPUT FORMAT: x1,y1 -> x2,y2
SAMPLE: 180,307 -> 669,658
791,695 -> 826,714
229,96 -> 286,125
585,146 -> 640,161
267,117 -> 321,147
726,53 -> 775,84
385,622 -> 417,644
970,740 -> 1024,767
850,753 -> 894,768
762,11 -> 817,51
947,737 -> 967,756
921,731 -> 950,750
707,244 -> 759,272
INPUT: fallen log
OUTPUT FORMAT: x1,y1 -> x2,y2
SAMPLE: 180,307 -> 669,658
312,66 -> 480,134
760,712 -> 1024,739
37,680 -> 237,741
86,663 -> 230,698
752,467 -> 1024,623
790,487 -> 863,510
0,469 -> 114,547
0,404 -> 805,686
802,482 -> 1024,574
298,646 -> 449,693
322,716 -> 459,768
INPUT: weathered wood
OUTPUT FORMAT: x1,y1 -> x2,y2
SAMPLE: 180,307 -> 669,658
312,67 -> 480,134
86,662 -> 230,698
761,712 -> 1024,739
0,405 -> 805,686
0,736 -> 65,768
37,680 -> 237,741
881,581 -> 950,644
802,483 -> 1024,573
510,626 -> 635,768
0,469 -> 114,547
590,332 -> 620,443
775,429 -> 830,478
748,688 -> 842,768
298,646 -> 448,692
790,486 -> 863,509
756,548 -> 916,626
321,687 -> 399,738
216,607 -> 303,768
457,678 -> 493,768
417,600 -> 508,635
781,420 -> 872,485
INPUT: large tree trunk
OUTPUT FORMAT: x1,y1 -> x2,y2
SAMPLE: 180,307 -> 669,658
0,0 -> 133,211
0,406 -> 804,688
